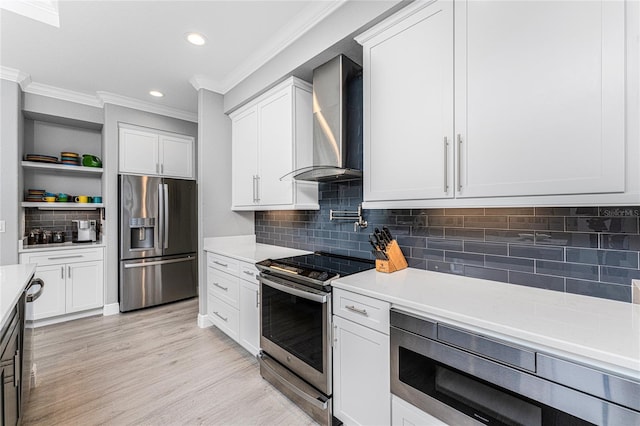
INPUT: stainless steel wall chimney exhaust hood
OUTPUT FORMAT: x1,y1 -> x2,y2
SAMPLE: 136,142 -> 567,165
288,55 -> 363,182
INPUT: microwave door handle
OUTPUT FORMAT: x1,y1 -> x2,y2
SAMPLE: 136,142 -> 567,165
258,276 -> 328,304
163,183 -> 169,249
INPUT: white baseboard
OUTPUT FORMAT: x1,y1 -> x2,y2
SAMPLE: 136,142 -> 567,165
197,313 -> 212,328
103,303 -> 120,316
34,308 -> 103,327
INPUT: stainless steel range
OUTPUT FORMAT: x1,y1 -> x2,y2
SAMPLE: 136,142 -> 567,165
256,252 -> 375,425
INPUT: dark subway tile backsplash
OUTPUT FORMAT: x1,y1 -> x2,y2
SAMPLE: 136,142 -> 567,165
255,180 -> 639,303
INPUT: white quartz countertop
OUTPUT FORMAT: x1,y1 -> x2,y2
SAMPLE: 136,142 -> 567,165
333,268 -> 640,379
0,264 -> 37,328
19,240 -> 106,253
203,235 -> 310,263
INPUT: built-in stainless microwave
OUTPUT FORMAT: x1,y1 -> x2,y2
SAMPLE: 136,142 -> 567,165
390,309 -> 640,426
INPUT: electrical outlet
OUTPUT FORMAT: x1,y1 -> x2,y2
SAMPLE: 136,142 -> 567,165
0,220 -> 5,233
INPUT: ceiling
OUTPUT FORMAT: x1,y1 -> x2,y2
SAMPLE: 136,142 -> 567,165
0,1 -> 346,116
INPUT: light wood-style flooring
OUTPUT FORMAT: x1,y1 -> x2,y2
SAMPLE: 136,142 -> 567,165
22,298 -> 316,425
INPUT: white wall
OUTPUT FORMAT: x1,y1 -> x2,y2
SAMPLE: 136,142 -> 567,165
223,0 -> 404,113
197,88 -> 253,316
0,80 -> 22,265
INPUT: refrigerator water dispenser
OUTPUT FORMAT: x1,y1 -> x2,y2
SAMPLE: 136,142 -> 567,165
129,217 -> 155,249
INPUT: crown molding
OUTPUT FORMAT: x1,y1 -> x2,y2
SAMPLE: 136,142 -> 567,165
0,66 -> 31,89
219,0 -> 347,93
97,91 -> 197,123
0,0 -> 60,27
22,81 -> 103,108
189,75 -> 224,94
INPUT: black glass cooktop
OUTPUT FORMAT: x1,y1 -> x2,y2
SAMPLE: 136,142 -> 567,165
256,251 -> 374,285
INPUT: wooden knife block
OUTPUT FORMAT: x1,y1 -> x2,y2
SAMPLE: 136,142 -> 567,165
375,240 -> 408,273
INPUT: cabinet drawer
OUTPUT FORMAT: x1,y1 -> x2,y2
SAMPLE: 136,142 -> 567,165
207,267 -> 239,308
208,295 -> 239,341
21,248 -> 103,266
207,252 -> 239,275
333,288 -> 390,334
239,261 -> 258,283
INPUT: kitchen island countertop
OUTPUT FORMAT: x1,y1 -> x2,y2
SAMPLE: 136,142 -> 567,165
0,264 -> 37,329
333,267 -> 640,379
203,235 -> 310,263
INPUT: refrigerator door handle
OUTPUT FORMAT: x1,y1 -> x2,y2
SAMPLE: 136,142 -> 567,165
158,183 -> 164,251
163,183 -> 169,249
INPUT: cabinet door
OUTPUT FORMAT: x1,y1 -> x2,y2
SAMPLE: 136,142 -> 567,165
119,128 -> 160,175
66,261 -> 104,313
160,135 -> 194,179
362,1 -> 454,202
333,315 -> 390,426
258,88 -> 294,206
391,395 -> 447,426
231,106 -> 259,208
239,279 -> 260,356
31,265 -> 66,320
455,0 -> 625,198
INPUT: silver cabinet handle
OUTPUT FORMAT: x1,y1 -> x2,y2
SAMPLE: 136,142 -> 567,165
61,266 -> 64,279
213,311 -> 228,322
252,175 -> 257,203
213,260 -> 228,267
345,305 -> 368,316
255,289 -> 259,308
213,282 -> 228,291
443,136 -> 449,193
160,163 -> 164,174
457,134 -> 463,192
156,163 -> 159,174
68,266 -> 71,279
256,175 -> 260,203
333,323 -> 338,346
13,350 -> 20,387
243,270 -> 254,276
48,255 -> 83,260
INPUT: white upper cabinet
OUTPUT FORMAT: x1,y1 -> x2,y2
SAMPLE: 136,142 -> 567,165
230,77 -> 319,211
359,0 -> 454,203
456,0 -> 625,198
356,0 -> 633,208
119,125 -> 194,179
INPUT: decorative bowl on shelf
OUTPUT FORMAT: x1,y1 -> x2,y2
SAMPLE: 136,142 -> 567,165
82,154 -> 102,167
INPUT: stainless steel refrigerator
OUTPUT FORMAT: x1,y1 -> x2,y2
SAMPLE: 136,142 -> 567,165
119,174 -> 197,312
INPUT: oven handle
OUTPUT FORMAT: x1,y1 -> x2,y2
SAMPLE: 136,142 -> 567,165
258,352 -> 329,411
258,275 -> 328,304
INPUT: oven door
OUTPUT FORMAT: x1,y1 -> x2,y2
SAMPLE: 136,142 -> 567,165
259,273 -> 332,395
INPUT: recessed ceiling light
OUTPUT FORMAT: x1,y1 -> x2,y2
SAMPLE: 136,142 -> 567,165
149,90 -> 164,98
186,32 -> 206,46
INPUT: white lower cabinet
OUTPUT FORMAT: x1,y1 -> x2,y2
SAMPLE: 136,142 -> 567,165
392,395 -> 448,426
206,252 -> 260,356
333,289 -> 390,426
19,247 -> 104,321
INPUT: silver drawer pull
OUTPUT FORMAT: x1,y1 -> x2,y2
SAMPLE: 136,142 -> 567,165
213,260 -> 228,267
345,305 -> 368,316
242,270 -> 254,276
213,311 -> 228,322
48,255 -> 84,260
213,282 -> 228,291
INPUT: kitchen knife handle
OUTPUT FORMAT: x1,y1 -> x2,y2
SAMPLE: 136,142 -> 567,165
444,136 -> 449,193
457,134 -> 463,192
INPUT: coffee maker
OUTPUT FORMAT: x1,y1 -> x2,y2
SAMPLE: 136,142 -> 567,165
72,220 -> 97,242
